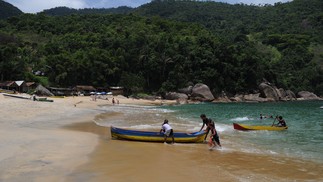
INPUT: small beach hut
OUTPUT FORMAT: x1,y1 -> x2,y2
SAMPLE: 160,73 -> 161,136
109,86 -> 124,96
23,82 -> 37,93
0,80 -> 25,93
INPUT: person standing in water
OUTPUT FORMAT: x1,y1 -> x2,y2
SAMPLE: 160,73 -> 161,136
160,119 -> 174,144
208,122 -> 221,148
199,114 -> 213,142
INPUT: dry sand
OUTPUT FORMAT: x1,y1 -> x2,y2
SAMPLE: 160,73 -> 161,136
1,93 -> 322,182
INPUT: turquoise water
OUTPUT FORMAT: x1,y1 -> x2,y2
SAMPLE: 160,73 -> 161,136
98,100 -> 323,163
160,101 -> 323,163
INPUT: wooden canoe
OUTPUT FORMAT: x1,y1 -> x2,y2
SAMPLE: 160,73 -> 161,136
233,123 -> 288,131
111,126 -> 206,143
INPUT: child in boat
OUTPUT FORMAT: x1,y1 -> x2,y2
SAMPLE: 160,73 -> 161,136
208,122 -> 221,148
160,119 -> 174,144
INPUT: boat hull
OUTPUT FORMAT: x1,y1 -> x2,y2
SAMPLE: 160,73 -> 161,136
233,123 -> 288,131
111,127 -> 206,143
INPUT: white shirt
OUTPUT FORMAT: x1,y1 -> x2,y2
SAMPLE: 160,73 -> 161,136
162,123 -> 172,131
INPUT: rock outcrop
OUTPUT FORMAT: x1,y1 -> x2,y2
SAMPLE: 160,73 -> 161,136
164,92 -> 188,100
178,86 -> 193,95
297,91 -> 321,100
191,83 -> 215,102
165,81 -> 321,103
258,82 -> 280,101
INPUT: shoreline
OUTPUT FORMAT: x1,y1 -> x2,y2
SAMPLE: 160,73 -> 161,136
0,94 -> 176,181
66,120 -> 323,182
1,94 -> 322,181
66,104 -> 323,182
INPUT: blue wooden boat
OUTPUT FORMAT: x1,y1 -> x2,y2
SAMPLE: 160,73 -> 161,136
111,126 -> 206,143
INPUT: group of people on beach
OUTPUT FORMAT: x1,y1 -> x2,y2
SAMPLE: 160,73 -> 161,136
160,114 -> 221,148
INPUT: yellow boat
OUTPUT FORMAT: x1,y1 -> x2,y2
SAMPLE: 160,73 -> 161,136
233,123 -> 288,131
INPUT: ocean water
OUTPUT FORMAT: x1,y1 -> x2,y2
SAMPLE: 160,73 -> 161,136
97,100 -> 323,164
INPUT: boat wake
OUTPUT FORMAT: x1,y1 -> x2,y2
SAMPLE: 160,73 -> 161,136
230,116 -> 252,122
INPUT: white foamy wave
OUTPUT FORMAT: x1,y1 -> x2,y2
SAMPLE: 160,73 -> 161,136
149,108 -> 175,113
176,117 -> 197,124
230,116 -> 251,122
215,123 -> 233,132
93,119 -> 125,127
128,124 -> 159,130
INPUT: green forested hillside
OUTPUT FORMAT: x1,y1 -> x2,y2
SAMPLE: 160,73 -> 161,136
136,0 -> 323,43
0,0 -> 322,96
40,6 -> 134,16
0,0 -> 23,19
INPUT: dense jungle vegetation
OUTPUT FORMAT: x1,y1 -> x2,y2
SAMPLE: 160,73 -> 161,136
0,0 -> 22,19
0,0 -> 322,96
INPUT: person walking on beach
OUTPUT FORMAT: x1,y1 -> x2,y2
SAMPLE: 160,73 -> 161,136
208,122 -> 221,148
160,119 -> 174,144
112,97 -> 115,105
199,114 -> 213,142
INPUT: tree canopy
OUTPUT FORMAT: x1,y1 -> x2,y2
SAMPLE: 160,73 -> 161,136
0,0 -> 322,96
0,0 -> 23,19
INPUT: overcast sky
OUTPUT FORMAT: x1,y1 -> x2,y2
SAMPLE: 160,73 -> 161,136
4,0 -> 292,14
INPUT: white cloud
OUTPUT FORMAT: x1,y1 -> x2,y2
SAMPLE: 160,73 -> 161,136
4,0 -> 292,14
235,0 -> 291,5
216,0 -> 291,5
87,0 -> 151,9
5,0 -> 88,13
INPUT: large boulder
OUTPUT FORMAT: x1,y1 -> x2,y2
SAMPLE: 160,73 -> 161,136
297,91 -> 321,100
259,82 -> 280,101
35,84 -> 54,96
285,90 -> 296,100
191,83 -> 214,102
275,88 -> 296,101
165,92 -> 188,100
178,86 -> 193,95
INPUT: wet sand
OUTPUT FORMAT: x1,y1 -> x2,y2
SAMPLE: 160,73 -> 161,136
1,93 -> 323,181
66,116 -> 323,182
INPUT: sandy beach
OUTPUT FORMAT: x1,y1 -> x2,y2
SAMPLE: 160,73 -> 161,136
1,93 -> 322,182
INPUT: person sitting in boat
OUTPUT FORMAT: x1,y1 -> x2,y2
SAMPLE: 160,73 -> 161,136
276,116 -> 287,127
208,122 -> 221,148
199,114 -> 213,142
160,119 -> 174,144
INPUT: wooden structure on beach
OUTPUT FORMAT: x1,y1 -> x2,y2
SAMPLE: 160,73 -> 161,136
109,86 -> 124,96
0,81 -> 36,93
74,85 -> 96,96
48,87 -> 74,96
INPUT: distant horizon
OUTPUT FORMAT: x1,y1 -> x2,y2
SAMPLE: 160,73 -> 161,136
4,0 -> 292,14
